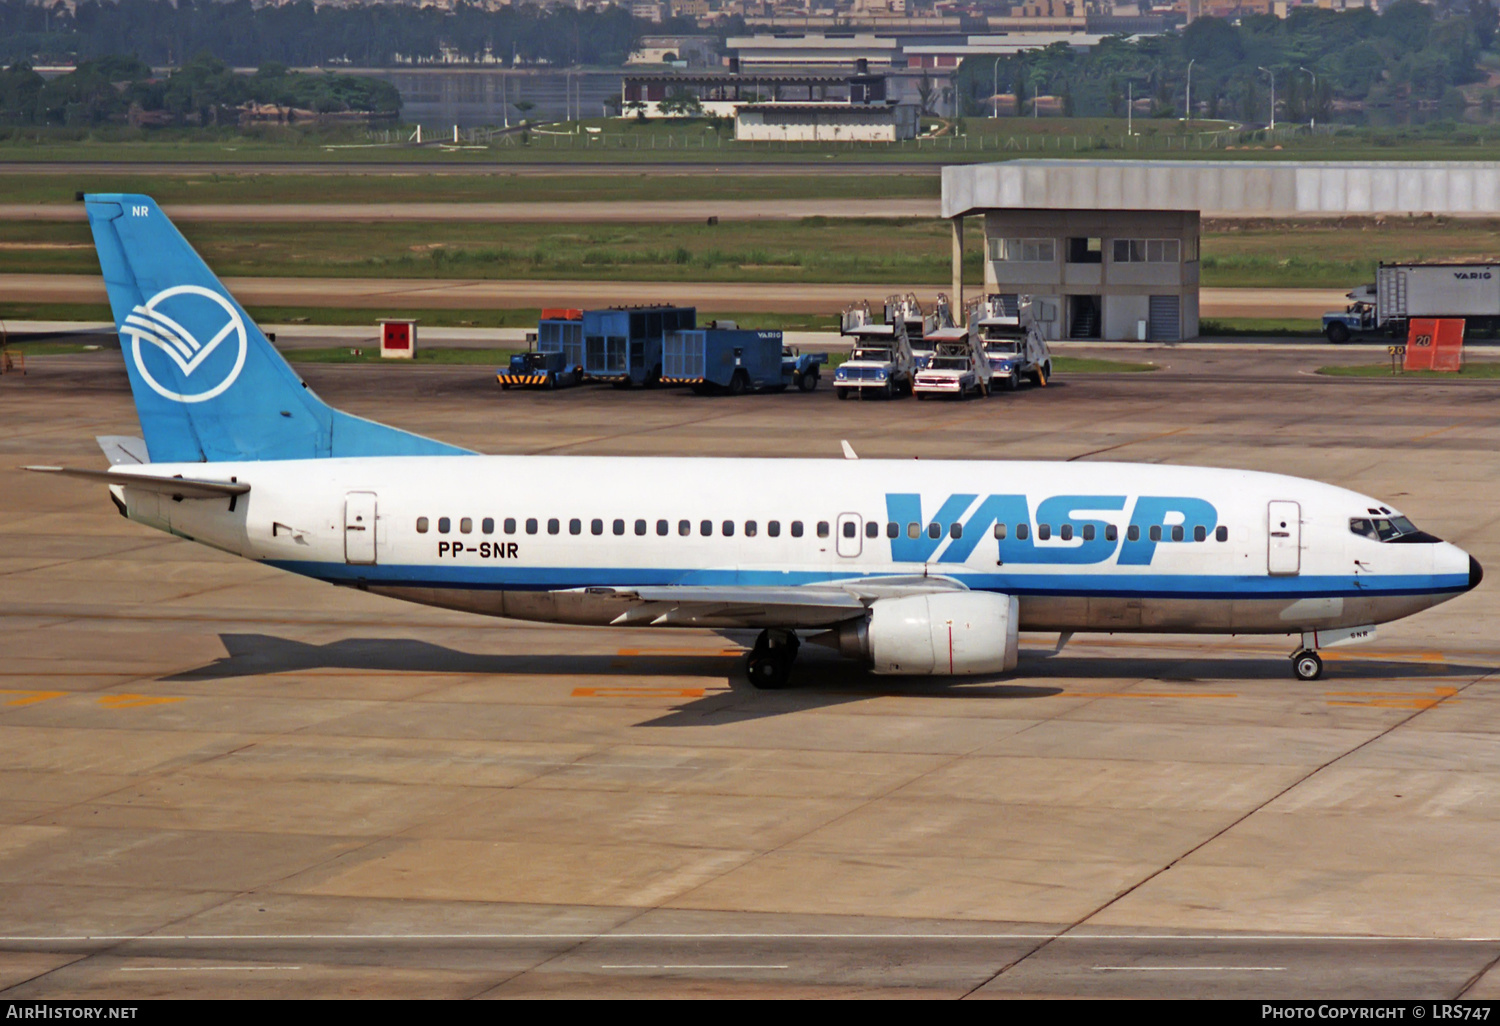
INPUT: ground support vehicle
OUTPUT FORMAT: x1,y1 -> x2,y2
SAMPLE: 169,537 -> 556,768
913,326 -> 993,400
969,294 -> 1053,390
885,292 -> 953,370
534,308 -> 586,380
834,301 -> 917,400
782,346 -> 828,392
582,305 -> 696,387
1323,264 -> 1500,343
497,350 -> 580,390
662,327 -> 806,394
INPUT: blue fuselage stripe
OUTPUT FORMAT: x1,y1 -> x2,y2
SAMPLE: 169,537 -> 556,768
267,561 -> 1468,600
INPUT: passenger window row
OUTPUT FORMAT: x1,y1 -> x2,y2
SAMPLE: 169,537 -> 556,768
415,516 -> 832,538
413,516 -> 1229,545
993,522 -> 1227,543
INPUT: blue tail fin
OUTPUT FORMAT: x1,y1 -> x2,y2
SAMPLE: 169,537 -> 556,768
85,194 -> 471,463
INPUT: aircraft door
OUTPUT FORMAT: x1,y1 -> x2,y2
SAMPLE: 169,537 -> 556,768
1267,500 -> 1301,576
344,491 -> 378,565
836,513 -> 863,558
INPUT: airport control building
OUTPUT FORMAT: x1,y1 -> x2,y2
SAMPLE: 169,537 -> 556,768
942,159 -> 1500,342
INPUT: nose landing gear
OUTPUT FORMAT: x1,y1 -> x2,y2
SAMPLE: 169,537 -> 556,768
746,629 -> 800,689
1291,649 -> 1323,681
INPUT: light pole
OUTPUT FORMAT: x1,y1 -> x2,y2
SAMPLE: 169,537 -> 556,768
1127,81 -> 1133,136
1300,65 -> 1317,131
992,56 -> 1001,119
1185,58 -> 1195,124
1259,65 -> 1275,131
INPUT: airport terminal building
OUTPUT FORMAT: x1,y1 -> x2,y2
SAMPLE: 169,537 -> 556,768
942,159 -> 1500,342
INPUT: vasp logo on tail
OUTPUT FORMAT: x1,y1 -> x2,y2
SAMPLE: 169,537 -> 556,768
122,285 -> 248,403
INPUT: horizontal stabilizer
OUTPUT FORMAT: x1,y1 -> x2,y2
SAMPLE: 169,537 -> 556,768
25,465 -> 249,500
96,435 -> 149,466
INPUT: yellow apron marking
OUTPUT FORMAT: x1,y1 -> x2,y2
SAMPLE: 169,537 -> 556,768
1321,650 -> 1445,663
617,648 -> 743,657
573,687 -> 709,699
1065,691 -> 1239,699
97,694 -> 186,709
1325,686 -> 1458,709
0,690 -> 65,706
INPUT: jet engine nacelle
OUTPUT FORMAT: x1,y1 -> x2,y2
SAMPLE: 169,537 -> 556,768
830,592 -> 1019,675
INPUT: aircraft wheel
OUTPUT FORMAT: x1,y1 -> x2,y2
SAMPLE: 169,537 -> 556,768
1292,650 -> 1323,681
746,629 -> 799,690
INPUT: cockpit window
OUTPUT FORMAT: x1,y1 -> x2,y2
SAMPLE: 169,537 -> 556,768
1349,515 -> 1439,543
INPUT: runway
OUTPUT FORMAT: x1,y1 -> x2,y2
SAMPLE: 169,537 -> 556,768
3,348 -> 1500,997
0,273 -> 1347,318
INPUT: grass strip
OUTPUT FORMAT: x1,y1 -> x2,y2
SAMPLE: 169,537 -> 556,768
0,303 -> 843,334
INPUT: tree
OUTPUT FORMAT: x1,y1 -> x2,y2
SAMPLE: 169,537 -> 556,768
917,70 -> 937,116
657,87 -> 702,118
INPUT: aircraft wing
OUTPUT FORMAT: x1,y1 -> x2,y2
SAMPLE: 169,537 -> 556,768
24,466 -> 249,500
596,575 -> 969,629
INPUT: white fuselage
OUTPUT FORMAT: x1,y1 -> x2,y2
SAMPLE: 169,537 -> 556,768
113,456 -> 1474,635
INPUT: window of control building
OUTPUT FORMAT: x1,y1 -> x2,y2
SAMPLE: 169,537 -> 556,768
1067,237 -> 1103,263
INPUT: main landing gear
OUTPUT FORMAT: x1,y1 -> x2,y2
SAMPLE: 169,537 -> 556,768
746,629 -> 799,689
1291,648 -> 1323,681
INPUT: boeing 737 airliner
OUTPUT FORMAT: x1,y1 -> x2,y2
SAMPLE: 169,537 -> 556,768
28,195 -> 1482,688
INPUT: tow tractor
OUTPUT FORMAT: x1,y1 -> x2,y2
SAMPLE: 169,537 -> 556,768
913,325 -> 993,400
969,294 -> 1052,390
833,300 -> 916,400
497,349 -> 580,390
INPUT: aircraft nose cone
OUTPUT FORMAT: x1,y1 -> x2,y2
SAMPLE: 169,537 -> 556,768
1471,555 -> 1484,591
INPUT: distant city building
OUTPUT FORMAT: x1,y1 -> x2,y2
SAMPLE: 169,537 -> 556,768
630,1 -> 667,23
736,99 -> 919,140
627,35 -> 721,66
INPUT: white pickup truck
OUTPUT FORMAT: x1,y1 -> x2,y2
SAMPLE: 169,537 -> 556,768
913,326 -> 993,400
